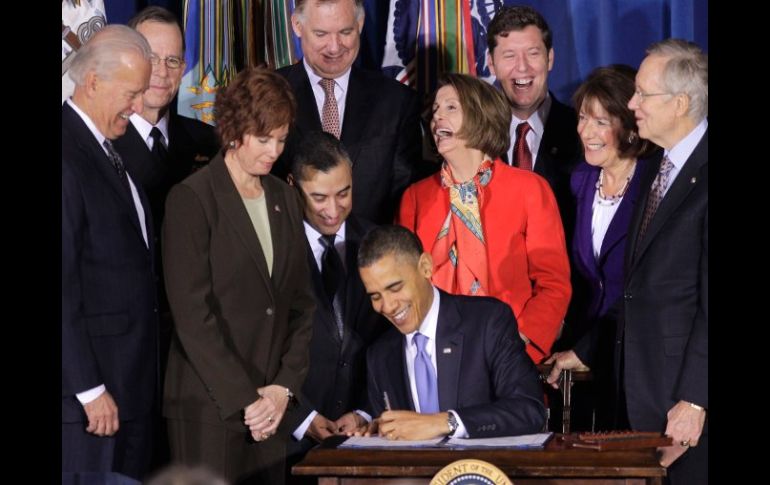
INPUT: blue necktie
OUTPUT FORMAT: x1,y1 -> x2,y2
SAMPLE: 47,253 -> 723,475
413,332 -> 439,413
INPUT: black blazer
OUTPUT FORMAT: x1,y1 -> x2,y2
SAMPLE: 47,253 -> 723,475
274,63 -> 423,224
62,102 -> 158,423
112,113 -> 219,237
620,129 -> 708,432
284,215 -> 389,431
366,291 -> 546,438
534,95 -> 582,241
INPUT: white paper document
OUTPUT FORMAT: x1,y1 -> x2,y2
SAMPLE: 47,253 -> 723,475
446,432 -> 552,449
339,436 -> 444,448
338,432 -> 552,449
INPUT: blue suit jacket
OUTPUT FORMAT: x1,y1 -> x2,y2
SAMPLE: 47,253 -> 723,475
366,290 -> 546,438
62,102 -> 158,423
570,159 -> 648,366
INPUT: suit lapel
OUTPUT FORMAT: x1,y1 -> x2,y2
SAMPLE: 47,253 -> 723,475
626,153 -> 661,269
339,67 -> 367,153
435,291 -> 463,411
382,332 -> 414,410
210,155 -> 275,300
114,122 -> 165,188
289,64 -> 323,134
632,132 -> 708,267
263,176 -> 292,286
63,103 -> 147,245
306,237 -> 343,345
597,159 -> 645,264
574,167 -> 601,281
341,216 -> 373,353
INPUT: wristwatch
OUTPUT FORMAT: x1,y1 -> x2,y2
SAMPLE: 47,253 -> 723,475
447,412 -> 459,436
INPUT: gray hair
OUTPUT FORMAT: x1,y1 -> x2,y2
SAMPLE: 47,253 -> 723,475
647,38 -> 708,122
68,24 -> 152,86
294,0 -> 364,22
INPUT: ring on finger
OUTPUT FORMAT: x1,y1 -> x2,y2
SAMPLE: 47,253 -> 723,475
680,439 -> 690,447
267,415 -> 274,424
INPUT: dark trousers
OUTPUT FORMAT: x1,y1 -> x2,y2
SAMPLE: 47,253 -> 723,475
285,436 -> 318,485
62,416 -> 152,481
666,431 -> 708,485
168,418 -> 286,485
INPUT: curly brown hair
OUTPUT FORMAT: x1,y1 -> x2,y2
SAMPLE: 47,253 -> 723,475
214,66 -> 296,147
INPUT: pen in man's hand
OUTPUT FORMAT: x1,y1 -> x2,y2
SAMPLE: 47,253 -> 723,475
383,391 -> 392,411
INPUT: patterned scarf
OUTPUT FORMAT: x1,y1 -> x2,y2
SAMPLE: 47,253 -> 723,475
431,158 -> 494,296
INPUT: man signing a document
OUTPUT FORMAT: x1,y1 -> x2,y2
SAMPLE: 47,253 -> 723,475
355,225 -> 545,440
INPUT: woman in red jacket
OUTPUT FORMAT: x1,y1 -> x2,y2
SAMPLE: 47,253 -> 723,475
397,73 -> 571,363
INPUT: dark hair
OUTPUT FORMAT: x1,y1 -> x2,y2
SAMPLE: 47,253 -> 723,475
487,5 -> 552,54
435,73 -> 511,159
572,64 -> 657,160
358,225 -> 424,268
127,6 -> 185,51
214,66 -> 296,147
290,131 -> 352,183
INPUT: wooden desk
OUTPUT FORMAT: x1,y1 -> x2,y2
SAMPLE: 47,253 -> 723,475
294,436 -> 665,485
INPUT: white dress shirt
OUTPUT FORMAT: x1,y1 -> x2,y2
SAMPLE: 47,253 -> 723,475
403,286 -> 468,438
66,98 -> 149,405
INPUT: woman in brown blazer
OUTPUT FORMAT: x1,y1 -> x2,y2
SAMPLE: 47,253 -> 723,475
162,67 -> 315,484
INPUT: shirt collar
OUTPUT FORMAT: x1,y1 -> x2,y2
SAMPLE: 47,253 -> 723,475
303,58 -> 351,95
665,118 -> 708,171
129,112 -> 170,148
512,91 -> 551,137
406,286 -> 440,347
304,219 -> 347,246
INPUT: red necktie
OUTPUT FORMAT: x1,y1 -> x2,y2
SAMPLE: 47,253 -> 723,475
513,122 -> 532,170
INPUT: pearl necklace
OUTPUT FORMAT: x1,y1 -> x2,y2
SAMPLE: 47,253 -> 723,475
595,163 -> 636,205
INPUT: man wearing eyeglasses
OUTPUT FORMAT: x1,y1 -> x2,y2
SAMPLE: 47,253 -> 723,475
113,7 -> 220,472
622,39 -> 708,485
115,6 -> 219,230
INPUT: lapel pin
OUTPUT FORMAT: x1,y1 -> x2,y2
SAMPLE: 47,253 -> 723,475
274,205 -> 281,212
550,147 -> 558,155
690,177 -> 697,184
442,347 -> 452,354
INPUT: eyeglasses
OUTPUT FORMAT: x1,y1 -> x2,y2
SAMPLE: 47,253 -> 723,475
633,89 -> 671,101
149,54 -> 185,70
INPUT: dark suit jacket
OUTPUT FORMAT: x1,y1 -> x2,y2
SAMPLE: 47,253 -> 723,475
366,291 -> 546,438
284,215 -> 389,432
620,130 -> 708,432
112,113 -> 219,238
569,159 -> 648,366
534,94 -> 582,240
62,103 -> 158,423
274,63 -> 423,224
161,153 -> 316,432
